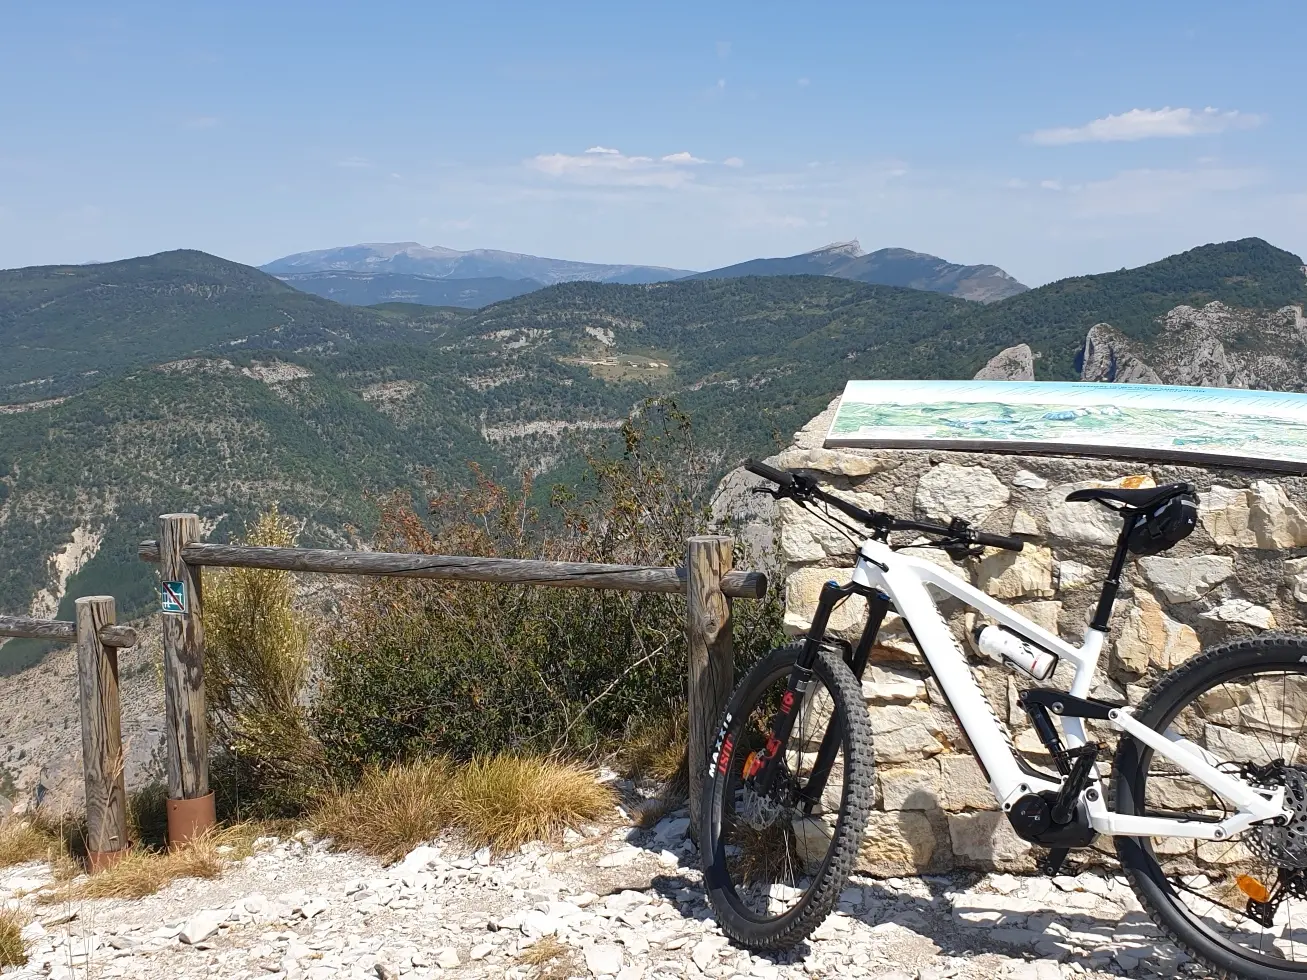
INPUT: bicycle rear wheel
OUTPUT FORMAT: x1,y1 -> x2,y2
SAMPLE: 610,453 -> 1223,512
700,642 -> 875,950
1115,636 -> 1307,979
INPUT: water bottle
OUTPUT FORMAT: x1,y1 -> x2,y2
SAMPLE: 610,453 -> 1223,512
974,625 -> 1058,681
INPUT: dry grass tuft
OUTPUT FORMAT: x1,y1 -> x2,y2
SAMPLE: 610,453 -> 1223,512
314,754 -> 615,860
621,710 -> 688,789
42,836 -> 223,902
0,908 -> 27,968
314,758 -> 454,862
517,935 -> 577,979
452,755 -> 615,853
0,818 -> 64,869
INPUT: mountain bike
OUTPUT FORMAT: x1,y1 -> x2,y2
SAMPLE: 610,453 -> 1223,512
700,459 -> 1307,979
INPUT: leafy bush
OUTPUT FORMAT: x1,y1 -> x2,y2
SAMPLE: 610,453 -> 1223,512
204,509 -> 323,815
313,404 -> 784,775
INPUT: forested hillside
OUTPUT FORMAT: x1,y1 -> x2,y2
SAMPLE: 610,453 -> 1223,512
1,237 -> 1303,670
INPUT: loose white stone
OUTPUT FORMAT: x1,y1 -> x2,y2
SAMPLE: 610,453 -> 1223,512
585,943 -> 626,976
180,908 -> 228,945
435,948 -> 460,969
1013,469 -> 1049,490
596,846 -> 641,868
1055,561 -> 1095,590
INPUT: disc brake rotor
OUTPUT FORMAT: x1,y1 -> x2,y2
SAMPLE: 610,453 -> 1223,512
1245,763 -> 1307,868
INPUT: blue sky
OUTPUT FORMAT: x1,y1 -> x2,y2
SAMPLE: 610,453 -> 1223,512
1,1 -> 1303,284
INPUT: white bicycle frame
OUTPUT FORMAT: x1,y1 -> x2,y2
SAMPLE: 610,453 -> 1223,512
851,537 -> 1289,841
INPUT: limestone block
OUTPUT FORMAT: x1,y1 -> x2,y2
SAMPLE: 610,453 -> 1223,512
862,664 -> 927,703
977,546 -> 1054,599
939,754 -> 997,811
777,489 -> 886,565
1200,482 -> 1307,549
915,463 -> 1010,524
1055,560 -> 1096,590
973,343 -> 1035,381
858,810 -> 940,875
1113,592 -> 1200,674
878,761 -> 943,810
1010,509 -> 1041,537
1047,475 -> 1156,546
1012,600 -> 1062,635
869,704 -> 945,764
1137,555 -> 1234,603
773,447 -> 895,478
1287,557 -> 1307,604
1200,598 -> 1277,629
783,567 -> 867,642
947,811 -> 1034,869
1013,469 -> 1049,490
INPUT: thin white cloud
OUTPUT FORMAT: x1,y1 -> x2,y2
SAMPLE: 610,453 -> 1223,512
1031,107 -> 1262,145
181,115 -> 219,130
527,147 -> 706,188
797,78 -> 810,88
723,157 -> 745,168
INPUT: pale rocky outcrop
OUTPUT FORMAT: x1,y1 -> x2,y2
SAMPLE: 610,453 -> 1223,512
973,344 -> 1035,381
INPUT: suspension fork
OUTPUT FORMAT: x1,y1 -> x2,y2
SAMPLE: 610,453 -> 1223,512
802,590 -> 890,811
747,580 -> 887,798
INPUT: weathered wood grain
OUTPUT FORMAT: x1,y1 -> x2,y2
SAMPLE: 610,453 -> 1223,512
158,514 -> 210,803
0,615 -> 136,647
75,596 -> 128,856
685,535 -> 735,844
138,541 -> 767,599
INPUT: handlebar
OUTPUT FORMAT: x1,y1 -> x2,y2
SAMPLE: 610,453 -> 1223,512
743,458 -> 1026,553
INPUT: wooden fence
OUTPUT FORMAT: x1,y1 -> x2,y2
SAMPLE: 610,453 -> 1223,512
121,513 -> 769,845
1,605 -> 138,871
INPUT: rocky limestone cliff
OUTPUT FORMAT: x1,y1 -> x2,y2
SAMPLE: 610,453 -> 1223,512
1080,301 -> 1307,389
973,344 -> 1035,381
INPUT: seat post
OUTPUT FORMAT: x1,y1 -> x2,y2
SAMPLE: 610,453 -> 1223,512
1089,518 -> 1134,632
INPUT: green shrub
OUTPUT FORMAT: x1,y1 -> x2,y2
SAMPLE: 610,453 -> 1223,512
313,405 -> 784,775
204,509 -> 324,815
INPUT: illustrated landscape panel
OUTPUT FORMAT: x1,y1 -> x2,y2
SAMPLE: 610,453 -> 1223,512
826,380 -> 1307,471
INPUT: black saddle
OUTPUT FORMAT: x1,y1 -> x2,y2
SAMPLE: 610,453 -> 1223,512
1065,482 -> 1193,511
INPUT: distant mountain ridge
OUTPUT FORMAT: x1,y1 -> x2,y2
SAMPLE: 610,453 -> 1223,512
689,240 -> 1028,302
261,242 -> 695,285
275,271 -> 543,309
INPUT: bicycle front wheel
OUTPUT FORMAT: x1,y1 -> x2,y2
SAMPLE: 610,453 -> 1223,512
700,642 -> 875,950
1115,635 -> 1307,979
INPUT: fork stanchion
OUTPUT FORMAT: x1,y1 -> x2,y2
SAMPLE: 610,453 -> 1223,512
686,535 -> 735,844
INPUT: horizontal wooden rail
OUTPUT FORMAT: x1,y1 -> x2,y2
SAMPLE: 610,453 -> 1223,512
138,540 -> 768,599
0,613 -> 137,648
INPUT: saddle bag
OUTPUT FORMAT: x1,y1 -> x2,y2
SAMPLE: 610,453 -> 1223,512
1125,489 -> 1198,556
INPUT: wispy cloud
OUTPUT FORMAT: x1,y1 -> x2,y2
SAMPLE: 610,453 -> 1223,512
1030,107 -> 1263,145
180,115 -> 219,130
723,157 -> 745,168
526,146 -> 718,188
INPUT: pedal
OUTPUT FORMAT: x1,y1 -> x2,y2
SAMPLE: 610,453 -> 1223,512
1038,848 -> 1070,877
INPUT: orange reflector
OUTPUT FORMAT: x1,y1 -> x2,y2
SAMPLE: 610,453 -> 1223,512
1237,874 -> 1271,903
743,751 -> 763,780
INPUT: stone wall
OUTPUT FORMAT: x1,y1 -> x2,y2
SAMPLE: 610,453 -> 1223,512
768,398 -> 1307,875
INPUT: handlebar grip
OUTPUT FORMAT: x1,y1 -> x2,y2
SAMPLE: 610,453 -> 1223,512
743,458 -> 795,490
974,530 -> 1026,552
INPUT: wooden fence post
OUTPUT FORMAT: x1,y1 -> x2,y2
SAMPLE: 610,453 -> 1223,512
158,513 -> 214,844
685,535 -> 734,844
75,596 -> 129,871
